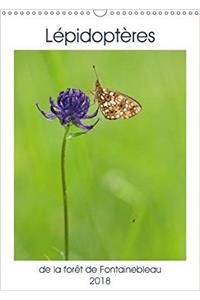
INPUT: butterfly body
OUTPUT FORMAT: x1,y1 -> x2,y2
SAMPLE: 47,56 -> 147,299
94,78 -> 142,120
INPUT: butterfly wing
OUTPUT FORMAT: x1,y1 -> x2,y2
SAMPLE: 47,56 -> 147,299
99,89 -> 142,120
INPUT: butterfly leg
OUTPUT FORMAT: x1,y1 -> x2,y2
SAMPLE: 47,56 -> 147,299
89,90 -> 97,104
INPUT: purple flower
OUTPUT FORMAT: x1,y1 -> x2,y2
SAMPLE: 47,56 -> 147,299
36,88 -> 99,131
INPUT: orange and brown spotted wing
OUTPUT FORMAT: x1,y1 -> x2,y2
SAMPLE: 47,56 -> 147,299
98,89 -> 142,120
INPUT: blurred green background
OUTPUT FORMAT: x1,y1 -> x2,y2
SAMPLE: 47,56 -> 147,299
14,50 -> 186,260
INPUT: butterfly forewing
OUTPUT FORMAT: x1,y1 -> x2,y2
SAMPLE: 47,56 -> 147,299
97,88 -> 142,120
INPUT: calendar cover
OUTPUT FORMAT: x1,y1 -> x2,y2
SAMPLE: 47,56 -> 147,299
0,8 -> 199,291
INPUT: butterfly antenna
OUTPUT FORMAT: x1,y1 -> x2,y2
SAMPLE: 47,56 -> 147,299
93,65 -> 100,81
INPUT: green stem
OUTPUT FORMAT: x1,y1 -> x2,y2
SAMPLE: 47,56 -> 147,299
61,124 -> 70,260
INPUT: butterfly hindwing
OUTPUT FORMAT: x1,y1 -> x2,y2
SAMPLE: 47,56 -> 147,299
98,88 -> 142,120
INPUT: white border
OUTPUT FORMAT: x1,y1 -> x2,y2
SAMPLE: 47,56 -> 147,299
0,0 -> 199,9
0,10 -> 199,291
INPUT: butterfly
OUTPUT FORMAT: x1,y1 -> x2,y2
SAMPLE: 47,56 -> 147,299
93,65 -> 142,120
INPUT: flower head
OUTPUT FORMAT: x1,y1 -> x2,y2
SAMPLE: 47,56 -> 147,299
36,88 -> 99,131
